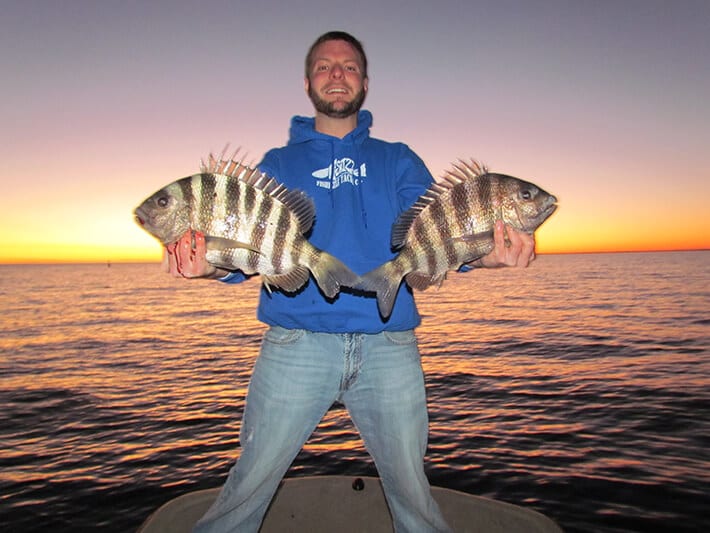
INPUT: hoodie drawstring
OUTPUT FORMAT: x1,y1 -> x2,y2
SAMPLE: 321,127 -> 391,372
356,143 -> 368,229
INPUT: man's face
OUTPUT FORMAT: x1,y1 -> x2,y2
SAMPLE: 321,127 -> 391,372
305,39 -> 368,119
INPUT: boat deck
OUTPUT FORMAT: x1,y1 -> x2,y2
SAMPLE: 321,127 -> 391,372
138,475 -> 562,532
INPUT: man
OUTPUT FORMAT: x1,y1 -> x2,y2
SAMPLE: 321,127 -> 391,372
166,31 -> 535,533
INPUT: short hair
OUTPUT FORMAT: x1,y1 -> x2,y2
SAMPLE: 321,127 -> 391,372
305,31 -> 368,79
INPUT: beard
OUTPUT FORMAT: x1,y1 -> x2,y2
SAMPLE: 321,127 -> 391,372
308,85 -> 367,119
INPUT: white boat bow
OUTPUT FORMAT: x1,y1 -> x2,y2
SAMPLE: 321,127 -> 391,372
138,475 -> 562,532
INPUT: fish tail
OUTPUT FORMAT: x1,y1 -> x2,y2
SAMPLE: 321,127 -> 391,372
308,250 -> 361,299
356,259 -> 406,319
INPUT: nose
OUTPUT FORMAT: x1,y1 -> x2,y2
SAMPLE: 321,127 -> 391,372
330,64 -> 344,79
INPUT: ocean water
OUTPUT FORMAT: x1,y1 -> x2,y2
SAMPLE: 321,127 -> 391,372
0,252 -> 708,532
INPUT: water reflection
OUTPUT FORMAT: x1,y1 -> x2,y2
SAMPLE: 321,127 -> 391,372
0,254 -> 708,532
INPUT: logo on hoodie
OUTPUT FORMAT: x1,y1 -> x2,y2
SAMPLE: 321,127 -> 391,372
312,158 -> 367,190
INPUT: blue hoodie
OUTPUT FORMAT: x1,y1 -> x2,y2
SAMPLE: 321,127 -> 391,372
222,110 -> 434,333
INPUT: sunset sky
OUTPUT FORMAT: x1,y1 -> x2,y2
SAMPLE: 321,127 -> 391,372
2,0 -> 709,263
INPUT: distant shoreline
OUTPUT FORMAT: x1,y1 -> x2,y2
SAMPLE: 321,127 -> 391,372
1,248 -> 708,266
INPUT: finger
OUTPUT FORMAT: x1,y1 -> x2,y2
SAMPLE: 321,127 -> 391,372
518,232 -> 536,267
190,231 -> 216,277
161,247 -> 170,273
174,231 -> 194,277
177,230 -> 213,278
490,220 -> 506,264
193,231 -> 206,257
493,220 -> 506,252
505,226 -> 524,266
164,242 -> 182,277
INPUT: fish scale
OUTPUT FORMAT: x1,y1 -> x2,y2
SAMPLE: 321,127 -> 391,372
356,160 -> 558,318
134,153 -> 359,299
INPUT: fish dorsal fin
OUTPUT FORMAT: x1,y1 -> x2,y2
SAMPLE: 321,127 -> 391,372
391,159 -> 488,250
201,148 -> 316,234
446,159 -> 488,183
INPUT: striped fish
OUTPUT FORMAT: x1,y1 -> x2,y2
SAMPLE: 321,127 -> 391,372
357,160 -> 557,317
134,153 -> 359,298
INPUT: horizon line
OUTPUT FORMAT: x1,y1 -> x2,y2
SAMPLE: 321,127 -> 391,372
1,248 -> 708,266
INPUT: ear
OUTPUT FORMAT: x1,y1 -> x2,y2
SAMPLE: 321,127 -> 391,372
363,77 -> 369,92
304,76 -> 310,94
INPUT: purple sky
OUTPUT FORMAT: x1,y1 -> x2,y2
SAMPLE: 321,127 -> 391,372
2,0 -> 709,260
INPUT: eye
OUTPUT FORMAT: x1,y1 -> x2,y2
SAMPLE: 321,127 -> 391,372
157,196 -> 169,208
521,189 -> 533,201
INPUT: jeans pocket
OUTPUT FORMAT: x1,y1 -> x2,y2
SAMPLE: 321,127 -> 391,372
263,326 -> 305,346
382,329 -> 417,346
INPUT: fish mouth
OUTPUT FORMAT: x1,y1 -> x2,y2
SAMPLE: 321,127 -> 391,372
546,201 -> 558,216
538,200 -> 558,224
134,206 -> 148,227
548,196 -> 559,214
523,198 -> 557,230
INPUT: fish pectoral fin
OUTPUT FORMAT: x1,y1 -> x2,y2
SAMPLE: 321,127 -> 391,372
451,230 -> 494,244
205,235 -> 262,254
262,267 -> 311,294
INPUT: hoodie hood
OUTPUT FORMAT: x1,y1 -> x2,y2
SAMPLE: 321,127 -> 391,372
287,110 -> 373,146
286,110 -> 373,227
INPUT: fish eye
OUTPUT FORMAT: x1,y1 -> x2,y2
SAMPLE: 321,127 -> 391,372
521,189 -> 533,201
157,196 -> 169,208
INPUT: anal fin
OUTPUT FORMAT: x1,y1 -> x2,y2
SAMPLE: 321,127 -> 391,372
262,266 -> 311,294
405,271 -> 447,291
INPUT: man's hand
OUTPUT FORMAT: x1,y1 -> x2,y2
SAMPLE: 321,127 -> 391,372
478,220 -> 536,268
162,229 -> 222,279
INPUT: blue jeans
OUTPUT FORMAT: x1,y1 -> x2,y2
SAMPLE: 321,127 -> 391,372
194,326 -> 451,533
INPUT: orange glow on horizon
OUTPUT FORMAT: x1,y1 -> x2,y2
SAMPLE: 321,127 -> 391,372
2,232 -> 708,264
2,198 -> 709,264
1,241 -> 163,265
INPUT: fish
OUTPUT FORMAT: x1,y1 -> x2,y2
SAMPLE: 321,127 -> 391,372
357,160 -> 558,317
134,152 -> 359,298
